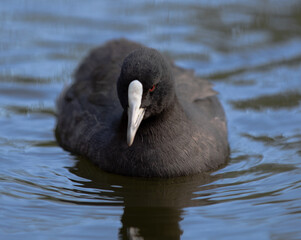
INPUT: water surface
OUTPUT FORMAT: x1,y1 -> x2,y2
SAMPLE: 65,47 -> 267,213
1,0 -> 301,239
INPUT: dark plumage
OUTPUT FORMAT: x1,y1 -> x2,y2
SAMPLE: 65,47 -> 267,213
56,39 -> 229,178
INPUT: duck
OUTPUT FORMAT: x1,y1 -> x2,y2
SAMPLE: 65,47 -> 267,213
56,39 -> 229,178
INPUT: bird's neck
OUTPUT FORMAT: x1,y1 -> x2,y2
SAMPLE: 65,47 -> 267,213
138,96 -> 191,140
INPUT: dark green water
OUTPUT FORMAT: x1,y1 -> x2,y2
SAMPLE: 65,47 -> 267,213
1,0 -> 301,239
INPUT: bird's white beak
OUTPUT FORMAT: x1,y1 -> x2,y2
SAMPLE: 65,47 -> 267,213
127,80 -> 145,146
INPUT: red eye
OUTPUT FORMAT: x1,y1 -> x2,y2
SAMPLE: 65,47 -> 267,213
149,84 -> 156,92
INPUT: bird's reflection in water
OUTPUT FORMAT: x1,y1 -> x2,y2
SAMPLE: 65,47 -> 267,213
120,207 -> 183,240
68,156 -> 221,240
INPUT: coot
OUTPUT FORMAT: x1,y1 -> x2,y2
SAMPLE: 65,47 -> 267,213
56,39 -> 229,178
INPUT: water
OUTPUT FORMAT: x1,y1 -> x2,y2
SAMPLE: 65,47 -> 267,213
1,0 -> 301,239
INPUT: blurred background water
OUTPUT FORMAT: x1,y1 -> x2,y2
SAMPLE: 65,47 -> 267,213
0,0 -> 301,239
